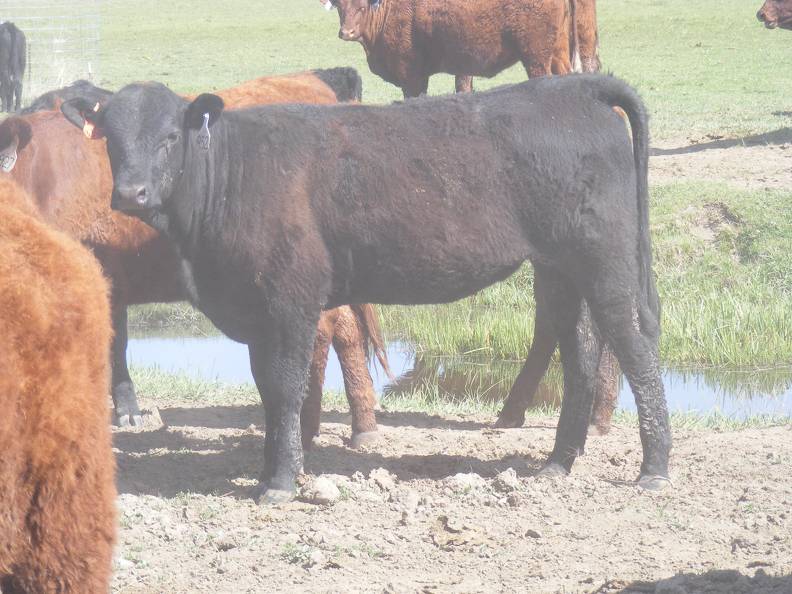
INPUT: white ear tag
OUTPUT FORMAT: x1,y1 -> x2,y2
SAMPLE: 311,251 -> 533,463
0,137 -> 18,173
323,0 -> 334,10
197,112 -> 211,150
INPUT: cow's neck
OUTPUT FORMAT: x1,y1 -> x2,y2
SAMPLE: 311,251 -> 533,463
360,0 -> 396,49
168,122 -> 230,261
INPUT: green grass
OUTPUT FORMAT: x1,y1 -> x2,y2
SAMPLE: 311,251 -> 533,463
91,0 -> 792,141
132,366 -> 792,430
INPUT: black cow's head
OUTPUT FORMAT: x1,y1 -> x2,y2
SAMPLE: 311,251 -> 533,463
322,0 -> 380,42
62,83 -> 224,216
757,0 -> 792,29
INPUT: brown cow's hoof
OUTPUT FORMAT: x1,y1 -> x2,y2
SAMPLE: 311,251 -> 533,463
350,430 -> 380,449
257,488 -> 296,506
637,474 -> 672,491
537,461 -> 569,478
588,423 -> 611,437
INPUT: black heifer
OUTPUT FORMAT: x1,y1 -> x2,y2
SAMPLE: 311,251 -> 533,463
62,74 -> 672,504
0,21 -> 25,112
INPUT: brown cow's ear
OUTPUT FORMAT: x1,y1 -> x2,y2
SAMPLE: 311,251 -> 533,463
61,97 -> 105,139
0,117 -> 32,173
185,94 -> 224,129
0,117 -> 32,153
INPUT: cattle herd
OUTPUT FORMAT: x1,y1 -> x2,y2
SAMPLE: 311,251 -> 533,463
0,0 -> 787,591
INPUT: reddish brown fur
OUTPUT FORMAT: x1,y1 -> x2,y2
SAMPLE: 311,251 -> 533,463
0,178 -> 115,594
575,0 -> 601,73
329,0 -> 572,97
0,69 -> 386,444
757,0 -> 792,29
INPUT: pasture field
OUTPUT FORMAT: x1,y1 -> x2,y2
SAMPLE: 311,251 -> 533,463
18,1 -> 792,592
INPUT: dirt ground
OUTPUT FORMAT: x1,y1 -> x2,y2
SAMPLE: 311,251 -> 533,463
111,398 -> 792,594
649,128 -> 792,190
108,136 -> 792,593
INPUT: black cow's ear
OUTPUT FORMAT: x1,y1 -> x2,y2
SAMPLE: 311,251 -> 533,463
61,98 -> 105,139
185,94 -> 224,129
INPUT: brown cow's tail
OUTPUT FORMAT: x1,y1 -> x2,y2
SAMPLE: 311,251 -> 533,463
312,67 -> 363,103
595,76 -> 659,332
350,303 -> 393,380
569,0 -> 582,73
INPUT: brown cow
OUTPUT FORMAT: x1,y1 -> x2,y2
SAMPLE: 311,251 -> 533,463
323,0 -> 573,97
757,0 -> 792,28
0,178 -> 115,593
455,0 -> 601,93
0,68 -> 389,449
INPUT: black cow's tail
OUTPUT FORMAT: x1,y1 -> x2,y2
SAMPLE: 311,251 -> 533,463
595,76 -> 659,330
312,67 -> 363,103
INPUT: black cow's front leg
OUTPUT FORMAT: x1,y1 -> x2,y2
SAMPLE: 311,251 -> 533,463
536,269 -> 601,477
111,303 -> 143,427
249,315 -> 319,505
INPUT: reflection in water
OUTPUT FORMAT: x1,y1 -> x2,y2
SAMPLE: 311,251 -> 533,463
127,336 -> 792,420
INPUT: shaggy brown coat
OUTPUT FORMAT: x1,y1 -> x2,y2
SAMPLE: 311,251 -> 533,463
0,178 -> 115,593
327,0 -> 573,97
0,68 -> 387,445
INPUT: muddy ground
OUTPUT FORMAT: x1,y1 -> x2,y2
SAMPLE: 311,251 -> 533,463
112,398 -> 792,594
111,136 -> 792,593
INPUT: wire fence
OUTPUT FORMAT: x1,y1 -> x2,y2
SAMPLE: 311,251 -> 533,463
0,1 -> 102,106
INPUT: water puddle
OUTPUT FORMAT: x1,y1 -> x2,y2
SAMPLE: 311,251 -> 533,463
128,335 -> 792,420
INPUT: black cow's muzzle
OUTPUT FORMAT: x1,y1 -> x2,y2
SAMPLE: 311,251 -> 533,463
111,184 -> 160,212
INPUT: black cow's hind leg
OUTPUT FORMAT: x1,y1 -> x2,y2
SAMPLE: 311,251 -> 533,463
589,290 -> 671,489
537,268 -> 601,476
111,304 -> 143,427
249,314 -> 319,505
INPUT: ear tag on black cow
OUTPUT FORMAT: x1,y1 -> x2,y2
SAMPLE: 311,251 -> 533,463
0,137 -> 18,173
197,112 -> 211,150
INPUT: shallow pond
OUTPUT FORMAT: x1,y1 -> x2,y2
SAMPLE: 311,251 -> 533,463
128,335 -> 792,420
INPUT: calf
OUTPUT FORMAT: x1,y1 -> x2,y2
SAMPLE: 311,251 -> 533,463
0,68 -> 388,449
0,178 -> 115,593
323,0 -> 573,97
63,73 -> 672,504
0,21 -> 25,112
757,0 -> 792,29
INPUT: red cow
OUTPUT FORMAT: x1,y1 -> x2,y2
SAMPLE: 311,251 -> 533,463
757,0 -> 792,28
0,177 -> 115,593
323,0 -> 574,97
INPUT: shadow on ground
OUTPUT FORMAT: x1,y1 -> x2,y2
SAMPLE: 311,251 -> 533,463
591,568 -> 790,593
113,404 -> 553,499
650,127 -> 792,156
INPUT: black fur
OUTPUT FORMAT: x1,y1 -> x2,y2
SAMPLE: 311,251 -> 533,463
63,73 -> 672,501
0,22 -> 25,112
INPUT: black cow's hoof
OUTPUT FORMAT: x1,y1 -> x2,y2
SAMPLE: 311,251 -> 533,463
637,474 -> 672,491
115,413 -> 145,428
257,488 -> 296,506
350,430 -> 380,449
537,461 -> 569,478
494,413 -> 525,429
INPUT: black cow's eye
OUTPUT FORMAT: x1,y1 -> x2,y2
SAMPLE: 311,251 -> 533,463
167,132 -> 181,144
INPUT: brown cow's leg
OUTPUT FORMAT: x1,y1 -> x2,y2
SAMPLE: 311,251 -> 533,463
455,75 -> 474,93
402,75 -> 429,99
333,307 -> 379,448
301,312 -> 335,449
496,270 -> 557,427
